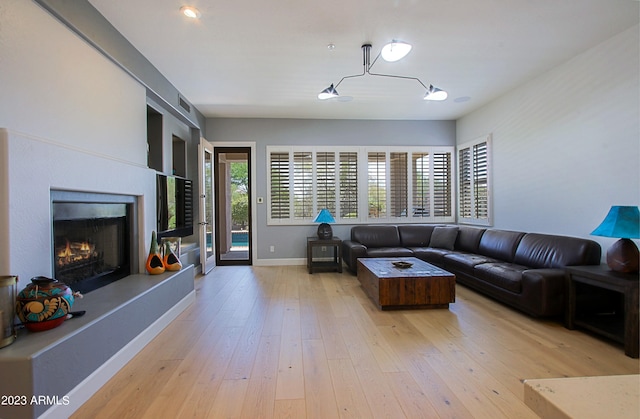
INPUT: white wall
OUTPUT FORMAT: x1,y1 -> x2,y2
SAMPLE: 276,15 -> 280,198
456,25 -> 640,255
0,0 -> 147,165
0,0 -> 157,282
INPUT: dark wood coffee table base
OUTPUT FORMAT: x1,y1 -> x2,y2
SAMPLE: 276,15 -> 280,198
357,257 -> 455,310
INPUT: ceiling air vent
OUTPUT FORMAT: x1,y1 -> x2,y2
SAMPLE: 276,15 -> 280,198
178,95 -> 191,113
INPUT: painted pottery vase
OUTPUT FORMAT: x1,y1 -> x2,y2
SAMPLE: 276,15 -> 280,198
146,231 -> 165,275
163,242 -> 182,271
16,276 -> 76,332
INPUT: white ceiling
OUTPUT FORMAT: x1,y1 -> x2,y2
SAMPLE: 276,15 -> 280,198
89,0 -> 639,120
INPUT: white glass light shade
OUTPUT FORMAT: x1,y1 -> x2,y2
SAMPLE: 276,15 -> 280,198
424,85 -> 448,101
381,41 -> 412,62
318,84 -> 339,100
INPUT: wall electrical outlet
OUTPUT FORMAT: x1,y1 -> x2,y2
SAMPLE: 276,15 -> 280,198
269,245 -> 275,252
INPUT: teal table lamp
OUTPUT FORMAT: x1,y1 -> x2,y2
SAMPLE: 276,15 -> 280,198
314,209 -> 335,240
591,206 -> 640,274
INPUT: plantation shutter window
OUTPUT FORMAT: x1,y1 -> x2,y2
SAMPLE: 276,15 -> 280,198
293,152 -> 313,219
267,146 -> 455,225
411,152 -> 430,217
433,152 -> 452,217
269,152 -> 290,220
368,152 -> 387,218
459,147 -> 472,218
339,152 -> 358,219
473,142 -> 489,219
390,152 -> 408,218
316,152 -> 336,214
457,135 -> 492,225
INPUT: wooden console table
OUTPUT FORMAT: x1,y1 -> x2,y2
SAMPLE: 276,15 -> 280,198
565,265 -> 639,358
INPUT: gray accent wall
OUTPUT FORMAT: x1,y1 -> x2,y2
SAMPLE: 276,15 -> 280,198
205,118 -> 456,261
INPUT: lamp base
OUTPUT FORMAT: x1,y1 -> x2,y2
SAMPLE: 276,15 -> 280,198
317,223 -> 333,240
606,238 -> 639,274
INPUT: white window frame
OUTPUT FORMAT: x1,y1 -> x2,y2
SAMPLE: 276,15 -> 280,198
267,145 -> 455,225
457,134 -> 492,226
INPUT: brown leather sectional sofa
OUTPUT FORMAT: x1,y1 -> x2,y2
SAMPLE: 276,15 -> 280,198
342,224 -> 601,317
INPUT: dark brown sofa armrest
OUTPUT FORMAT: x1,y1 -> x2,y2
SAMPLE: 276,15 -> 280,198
520,268 -> 566,317
342,240 -> 368,273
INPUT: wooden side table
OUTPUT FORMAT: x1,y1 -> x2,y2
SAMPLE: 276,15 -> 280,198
565,265 -> 639,358
307,237 -> 342,274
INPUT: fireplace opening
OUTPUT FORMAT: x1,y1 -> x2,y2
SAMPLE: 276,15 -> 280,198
52,191 -> 138,294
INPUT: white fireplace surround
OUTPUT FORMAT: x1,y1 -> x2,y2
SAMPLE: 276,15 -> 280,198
0,128 -> 156,287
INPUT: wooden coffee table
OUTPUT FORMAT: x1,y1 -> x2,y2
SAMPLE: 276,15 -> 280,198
357,257 -> 455,310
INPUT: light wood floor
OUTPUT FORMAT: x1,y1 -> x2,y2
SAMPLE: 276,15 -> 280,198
72,265 -> 639,418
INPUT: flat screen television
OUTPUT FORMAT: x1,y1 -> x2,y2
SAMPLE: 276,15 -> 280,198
156,173 -> 193,239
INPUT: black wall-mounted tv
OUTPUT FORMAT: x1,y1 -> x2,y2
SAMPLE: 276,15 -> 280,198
156,173 -> 193,239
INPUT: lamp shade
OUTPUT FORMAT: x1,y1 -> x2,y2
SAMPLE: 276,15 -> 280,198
591,206 -> 640,274
313,208 -> 336,224
591,206 -> 640,239
314,209 -> 335,239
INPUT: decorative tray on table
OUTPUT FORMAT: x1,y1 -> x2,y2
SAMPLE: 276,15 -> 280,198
392,261 -> 413,269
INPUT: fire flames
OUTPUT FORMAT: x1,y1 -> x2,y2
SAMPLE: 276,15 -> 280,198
57,239 -> 97,267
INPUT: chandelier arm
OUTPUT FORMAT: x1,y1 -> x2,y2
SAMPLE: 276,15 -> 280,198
367,51 -> 382,72
334,71 -> 366,89
367,72 -> 429,90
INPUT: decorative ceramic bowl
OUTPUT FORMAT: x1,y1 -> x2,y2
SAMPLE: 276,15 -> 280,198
392,261 -> 413,269
16,276 -> 77,332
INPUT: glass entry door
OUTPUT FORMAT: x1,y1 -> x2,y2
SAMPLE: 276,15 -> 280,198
214,147 -> 251,265
198,137 -> 215,274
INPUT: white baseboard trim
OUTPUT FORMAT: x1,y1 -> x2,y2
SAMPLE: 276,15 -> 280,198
39,290 -> 196,419
253,257 -> 306,266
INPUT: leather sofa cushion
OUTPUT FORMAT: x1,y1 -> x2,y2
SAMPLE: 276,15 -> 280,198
366,247 -> 414,258
455,226 -> 486,253
478,229 -> 525,262
351,225 -> 400,247
514,233 -> 602,269
429,226 -> 459,250
474,262 -> 527,294
444,252 -> 498,274
410,247 -> 451,265
398,224 -> 436,247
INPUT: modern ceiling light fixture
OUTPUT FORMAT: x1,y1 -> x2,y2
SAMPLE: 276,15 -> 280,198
380,40 -> 412,62
180,6 -> 201,19
318,42 -> 447,102
424,85 -> 448,101
318,84 -> 339,100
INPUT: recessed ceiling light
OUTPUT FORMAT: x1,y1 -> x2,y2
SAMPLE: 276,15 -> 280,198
180,6 -> 201,19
